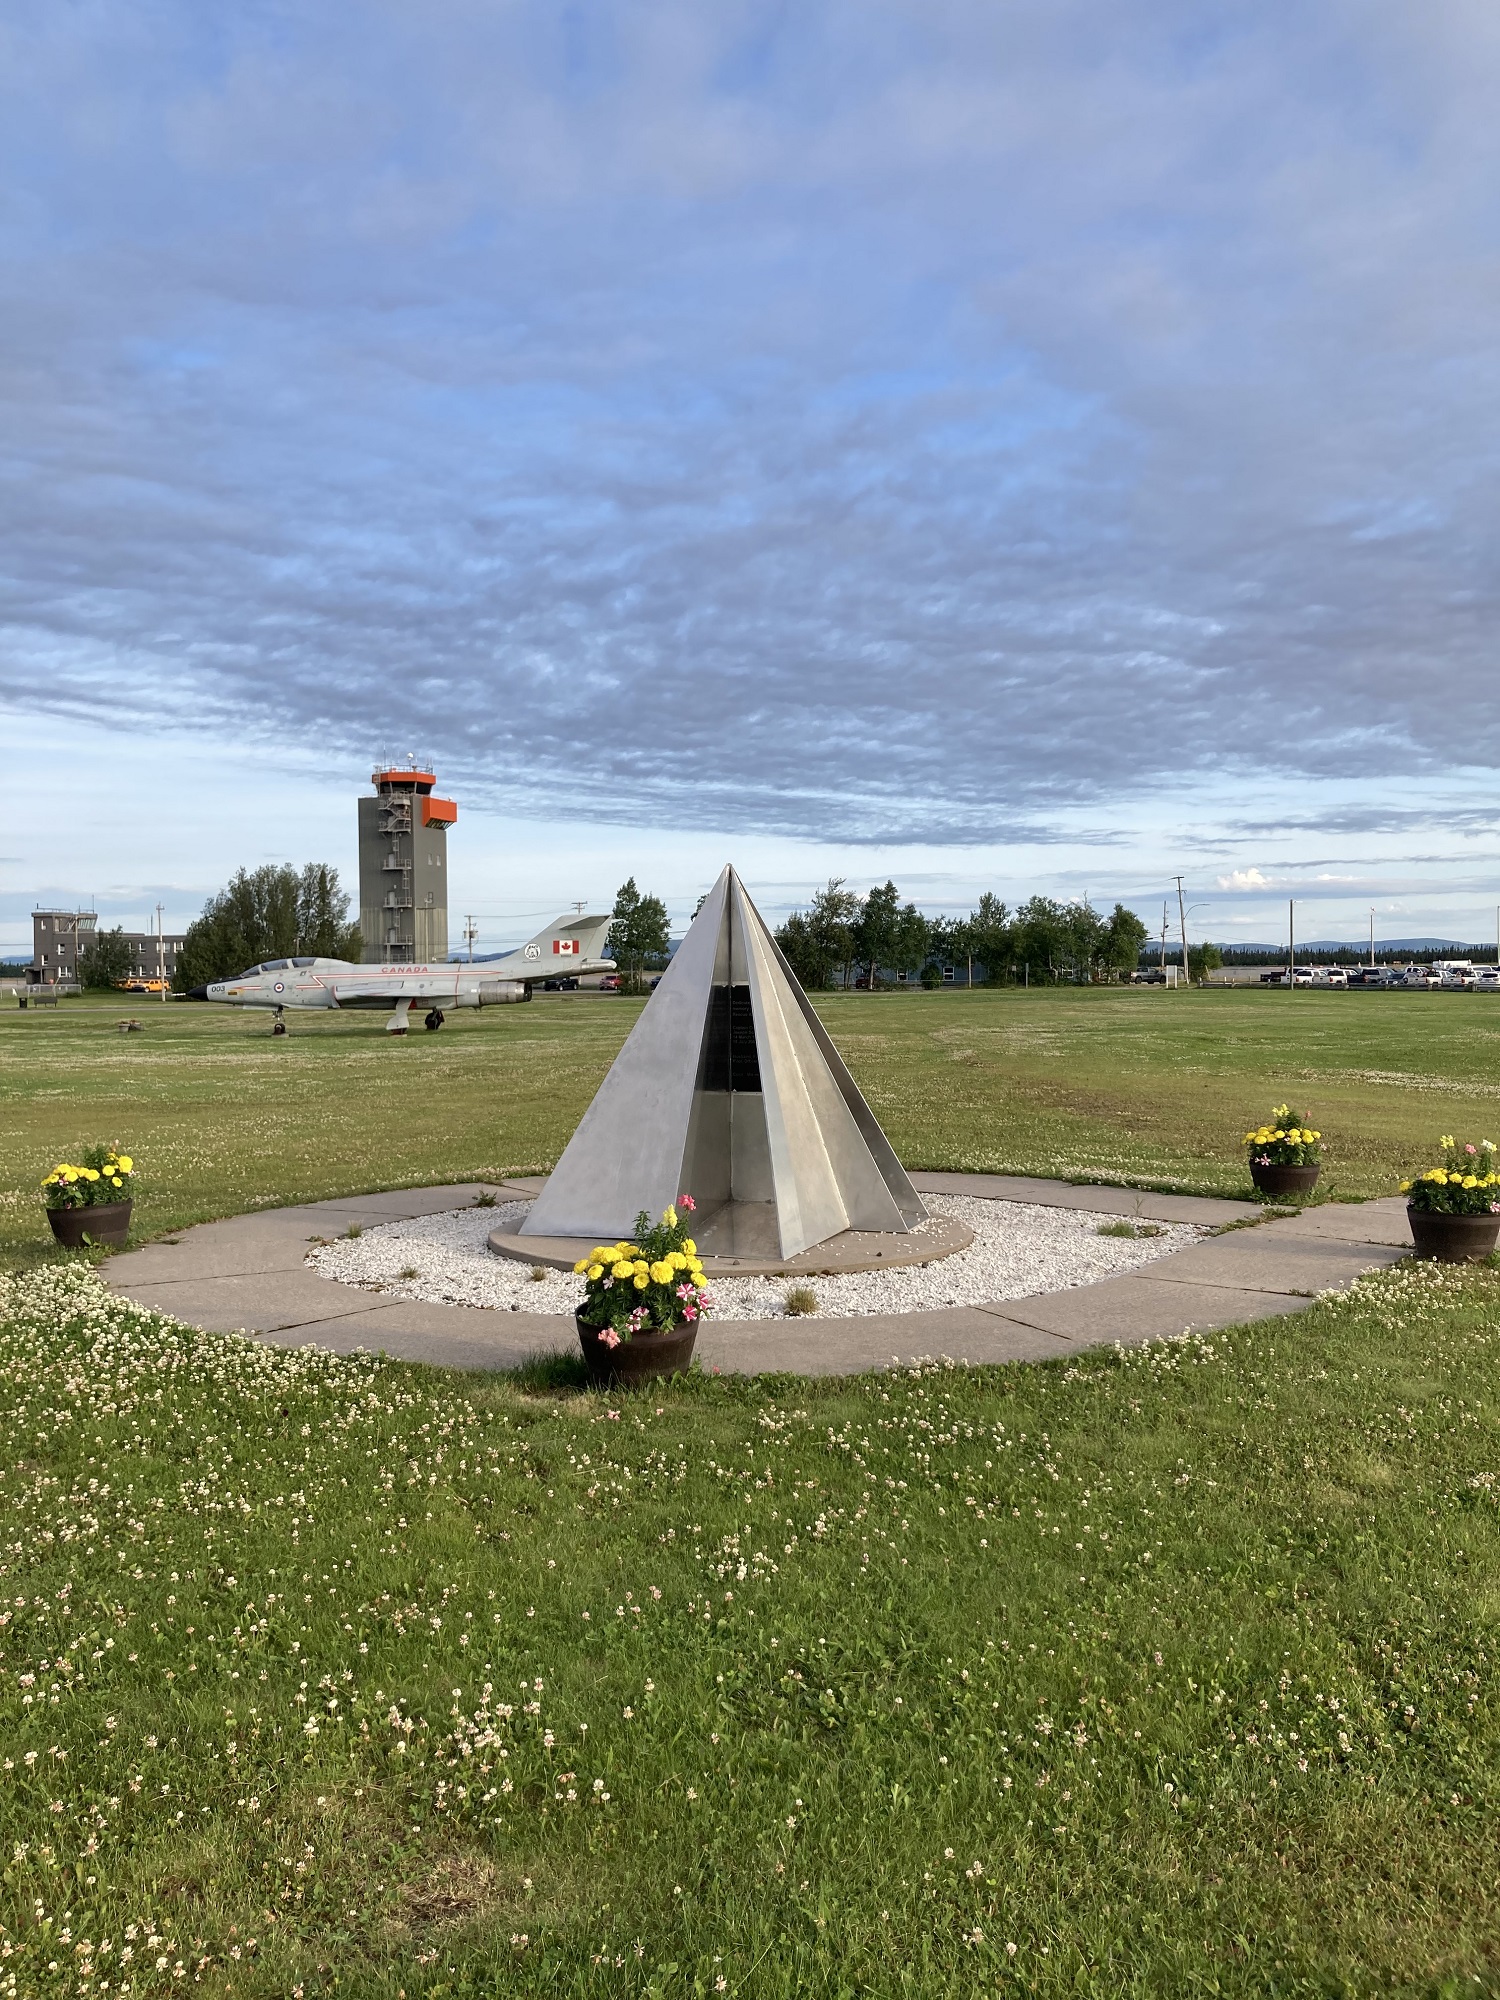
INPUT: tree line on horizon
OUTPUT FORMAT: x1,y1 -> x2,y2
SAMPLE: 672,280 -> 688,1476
172,864 -> 362,990
773,879 -> 1150,989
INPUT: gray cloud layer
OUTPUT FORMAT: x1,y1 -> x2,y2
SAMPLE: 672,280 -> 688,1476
3,0 -> 1498,841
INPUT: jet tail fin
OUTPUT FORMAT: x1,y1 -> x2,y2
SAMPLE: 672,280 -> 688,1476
515,912 -> 614,969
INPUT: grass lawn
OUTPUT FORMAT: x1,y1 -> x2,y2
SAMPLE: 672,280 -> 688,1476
5,986 -> 1500,1270
4,1257 -> 1500,1996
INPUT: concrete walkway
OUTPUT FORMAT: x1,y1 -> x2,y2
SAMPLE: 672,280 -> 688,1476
101,1174 -> 1414,1377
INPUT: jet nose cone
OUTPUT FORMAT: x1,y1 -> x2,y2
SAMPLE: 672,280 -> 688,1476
188,985 -> 213,1001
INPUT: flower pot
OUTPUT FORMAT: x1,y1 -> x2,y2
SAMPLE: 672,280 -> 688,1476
575,1311 -> 698,1387
47,1200 -> 133,1249
1249,1162 -> 1320,1198
1406,1205 -> 1500,1263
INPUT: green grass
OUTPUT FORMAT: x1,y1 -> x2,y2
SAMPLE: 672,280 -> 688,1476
6,986 -> 1500,1270
5,1258 -> 1500,1995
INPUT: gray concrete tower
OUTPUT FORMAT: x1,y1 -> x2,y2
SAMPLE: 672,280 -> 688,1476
357,764 -> 457,965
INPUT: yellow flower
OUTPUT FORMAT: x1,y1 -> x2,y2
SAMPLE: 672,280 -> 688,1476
1441,1135 -> 1456,1150
111,1176 -> 123,1187
82,1168 -> 99,1181
1399,1180 -> 1412,1192
573,1259 -> 588,1274
587,1265 -> 603,1281
1287,1129 -> 1302,1143
663,1205 -> 677,1228
612,1261 -> 632,1280
1243,1131 -> 1256,1145
650,1261 -> 672,1284
669,1251 -> 687,1271
1273,1131 -> 1287,1142
633,1273 -> 648,1290
1464,1175 -> 1479,1189
632,1259 -> 648,1276
683,1238 -> 697,1257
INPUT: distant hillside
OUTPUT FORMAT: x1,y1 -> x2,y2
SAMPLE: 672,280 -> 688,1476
1213,937 -> 1469,955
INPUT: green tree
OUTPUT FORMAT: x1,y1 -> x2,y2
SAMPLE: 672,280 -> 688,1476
1010,896 -> 1070,984
854,881 -> 902,988
892,901 -> 931,984
1188,941 -> 1224,983
773,879 -> 861,990
1103,905 -> 1150,981
962,893 -> 1011,984
607,877 -> 671,995
295,863 -> 362,961
175,863 -> 360,990
79,925 -> 132,990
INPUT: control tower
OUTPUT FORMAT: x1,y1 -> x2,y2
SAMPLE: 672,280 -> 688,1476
358,763 -> 458,965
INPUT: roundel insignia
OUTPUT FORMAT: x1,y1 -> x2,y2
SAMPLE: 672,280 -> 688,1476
273,980 -> 285,993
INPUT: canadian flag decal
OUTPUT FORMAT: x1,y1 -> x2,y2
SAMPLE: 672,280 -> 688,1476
554,938 -> 579,955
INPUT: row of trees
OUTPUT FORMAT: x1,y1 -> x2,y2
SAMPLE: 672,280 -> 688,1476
774,880 -> 1151,990
173,864 -> 362,990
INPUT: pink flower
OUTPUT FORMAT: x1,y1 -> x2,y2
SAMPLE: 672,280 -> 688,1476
607,1409 -> 621,1420
598,1328 -> 621,1349
682,1304 -> 698,1322
1467,1144 -> 1478,1156
677,1194 -> 697,1211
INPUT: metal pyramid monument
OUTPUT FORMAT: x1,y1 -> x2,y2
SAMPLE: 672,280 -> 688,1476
519,865 -> 927,1259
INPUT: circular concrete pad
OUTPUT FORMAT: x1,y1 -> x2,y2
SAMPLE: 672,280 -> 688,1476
488,1211 -> 975,1278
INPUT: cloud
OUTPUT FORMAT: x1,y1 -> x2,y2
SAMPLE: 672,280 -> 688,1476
2,1 -> 1500,843
1218,867 -> 1271,891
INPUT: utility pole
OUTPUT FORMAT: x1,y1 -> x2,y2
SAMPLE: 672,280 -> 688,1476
463,914 -> 478,964
1174,876 -> 1189,989
1369,906 -> 1376,969
156,902 -> 166,1001
1288,899 -> 1295,985
1160,903 -> 1168,974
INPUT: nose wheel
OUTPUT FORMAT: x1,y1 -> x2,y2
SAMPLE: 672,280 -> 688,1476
424,1008 -> 445,1032
272,1008 -> 287,1037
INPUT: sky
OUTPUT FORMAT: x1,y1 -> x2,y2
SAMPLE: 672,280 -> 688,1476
4,0 -> 1499,957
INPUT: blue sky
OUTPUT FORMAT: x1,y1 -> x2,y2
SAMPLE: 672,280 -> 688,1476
4,1 -> 1499,955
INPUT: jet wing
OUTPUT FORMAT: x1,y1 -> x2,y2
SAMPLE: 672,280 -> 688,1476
330,970 -> 464,1006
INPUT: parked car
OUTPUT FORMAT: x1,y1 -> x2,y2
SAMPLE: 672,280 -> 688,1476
1312,968 -> 1348,987
597,973 -> 621,992
1131,969 -> 1168,984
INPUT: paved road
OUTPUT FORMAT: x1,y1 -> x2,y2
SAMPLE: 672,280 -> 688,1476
101,1175 -> 1412,1376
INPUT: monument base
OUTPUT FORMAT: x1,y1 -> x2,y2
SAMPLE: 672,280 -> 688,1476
491,1197 -> 973,1278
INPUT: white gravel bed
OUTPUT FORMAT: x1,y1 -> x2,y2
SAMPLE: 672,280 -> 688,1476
307,1195 -> 1203,1320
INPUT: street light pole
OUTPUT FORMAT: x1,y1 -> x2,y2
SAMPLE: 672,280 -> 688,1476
156,902 -> 166,1001
1369,906 -> 1375,970
1174,875 -> 1188,988
1288,899 -> 1295,985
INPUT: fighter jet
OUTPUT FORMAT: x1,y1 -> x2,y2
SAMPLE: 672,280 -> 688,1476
188,912 -> 614,1034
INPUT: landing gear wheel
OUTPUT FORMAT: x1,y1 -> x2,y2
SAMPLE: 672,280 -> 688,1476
424,1008 -> 445,1032
272,1010 -> 287,1037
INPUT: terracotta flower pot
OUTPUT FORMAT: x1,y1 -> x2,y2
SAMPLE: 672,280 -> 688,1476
1406,1205 -> 1500,1263
1250,1162 -> 1320,1198
47,1200 -> 133,1249
575,1311 -> 699,1387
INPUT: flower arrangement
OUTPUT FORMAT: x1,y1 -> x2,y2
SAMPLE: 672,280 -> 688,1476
41,1145 -> 136,1210
574,1196 -> 710,1347
1243,1105 -> 1321,1168
1401,1137 -> 1500,1215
